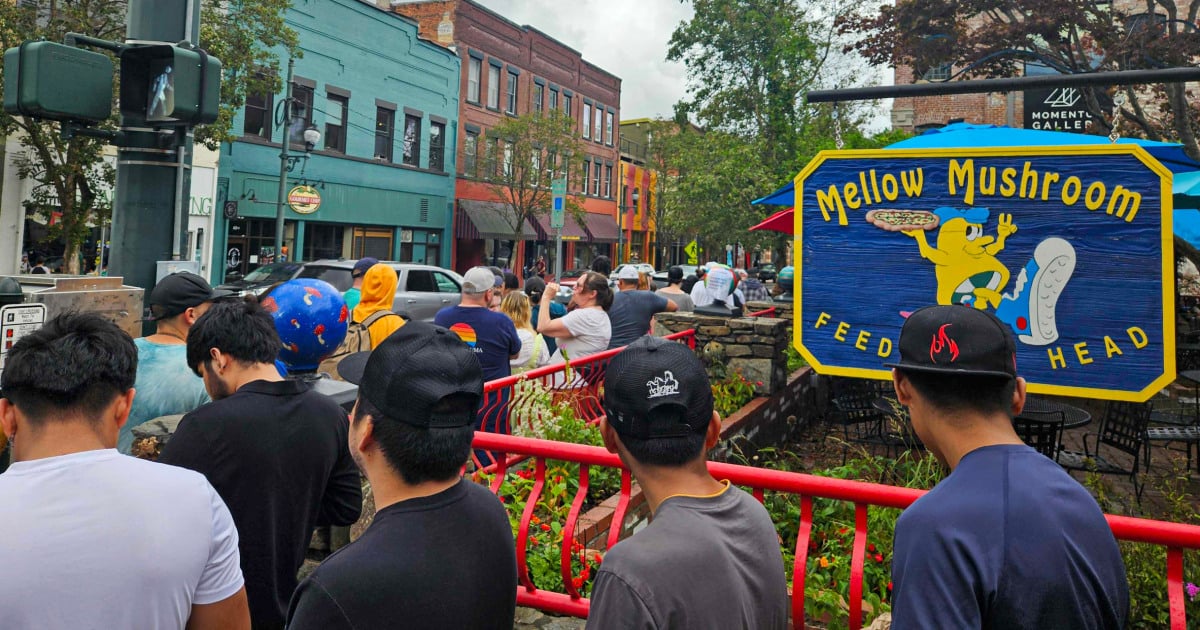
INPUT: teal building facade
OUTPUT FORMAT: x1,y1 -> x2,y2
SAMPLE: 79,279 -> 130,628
212,0 -> 460,283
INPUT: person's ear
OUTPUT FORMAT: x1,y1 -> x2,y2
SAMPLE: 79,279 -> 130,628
112,389 -> 136,430
598,416 -> 620,454
0,398 -> 17,443
893,370 -> 914,406
209,348 -> 225,373
1011,377 -> 1027,417
355,413 -> 376,455
703,411 -> 722,450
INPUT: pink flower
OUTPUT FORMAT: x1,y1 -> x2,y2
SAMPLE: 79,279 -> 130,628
1188,582 -> 1200,601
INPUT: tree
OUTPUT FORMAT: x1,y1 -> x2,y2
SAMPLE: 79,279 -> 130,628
0,0 -> 297,273
481,110 -> 589,270
839,0 -> 1200,159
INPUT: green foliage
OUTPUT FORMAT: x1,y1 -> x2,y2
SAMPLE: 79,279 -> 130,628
480,110 -> 589,245
0,0 -> 296,271
733,447 -> 943,627
712,370 -> 758,418
787,344 -> 808,374
1084,467 -> 1200,629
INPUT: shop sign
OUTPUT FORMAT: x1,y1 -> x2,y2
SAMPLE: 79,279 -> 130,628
287,185 -> 322,214
1023,87 -> 1112,132
793,145 -> 1173,401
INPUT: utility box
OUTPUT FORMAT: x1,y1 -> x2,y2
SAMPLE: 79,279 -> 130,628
120,44 -> 221,125
3,41 -> 115,124
4,275 -> 144,338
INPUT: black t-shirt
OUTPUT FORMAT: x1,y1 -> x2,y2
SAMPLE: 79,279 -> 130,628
159,379 -> 362,629
286,479 -> 517,630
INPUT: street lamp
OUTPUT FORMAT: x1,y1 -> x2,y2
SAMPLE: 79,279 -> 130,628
273,58 -> 321,265
618,187 -> 639,265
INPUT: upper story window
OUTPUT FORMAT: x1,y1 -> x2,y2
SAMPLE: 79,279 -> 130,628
429,121 -> 445,172
487,65 -> 500,108
287,84 -> 315,146
549,89 -> 558,111
593,105 -> 603,144
243,88 -> 273,140
533,83 -> 544,115
324,93 -> 348,153
402,114 -> 421,167
464,130 -> 478,176
582,102 -> 592,139
605,110 -> 614,146
506,71 -> 518,115
467,57 -> 481,103
563,94 -> 572,118
374,107 -> 394,161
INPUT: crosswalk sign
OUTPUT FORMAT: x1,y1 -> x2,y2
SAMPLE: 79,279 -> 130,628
684,240 -> 698,265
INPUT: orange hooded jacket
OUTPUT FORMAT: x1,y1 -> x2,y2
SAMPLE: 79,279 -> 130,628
351,263 -> 404,348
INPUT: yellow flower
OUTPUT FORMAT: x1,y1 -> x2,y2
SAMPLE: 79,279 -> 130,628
819,557 -> 830,569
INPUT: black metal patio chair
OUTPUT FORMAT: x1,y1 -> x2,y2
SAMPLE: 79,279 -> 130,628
1013,409 -> 1065,460
1057,400 -> 1152,503
828,378 -> 892,463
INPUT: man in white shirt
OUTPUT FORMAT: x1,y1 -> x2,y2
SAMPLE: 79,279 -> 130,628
0,313 -> 249,630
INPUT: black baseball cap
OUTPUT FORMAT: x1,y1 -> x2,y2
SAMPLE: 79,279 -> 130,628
667,266 -> 684,282
884,305 -> 1018,379
603,336 -> 713,439
337,321 -> 484,428
525,276 -> 546,300
148,271 -> 233,321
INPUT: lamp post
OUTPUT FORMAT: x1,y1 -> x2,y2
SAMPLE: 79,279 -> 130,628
273,57 -> 321,264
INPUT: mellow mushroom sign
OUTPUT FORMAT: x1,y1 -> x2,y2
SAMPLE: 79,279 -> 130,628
794,145 -> 1174,401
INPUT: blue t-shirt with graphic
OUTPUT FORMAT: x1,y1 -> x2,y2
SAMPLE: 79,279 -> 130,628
434,305 -> 521,382
119,338 -> 211,453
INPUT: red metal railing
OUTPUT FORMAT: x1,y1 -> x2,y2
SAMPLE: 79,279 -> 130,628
746,306 -> 778,318
471,432 -> 1200,629
471,329 -> 696,469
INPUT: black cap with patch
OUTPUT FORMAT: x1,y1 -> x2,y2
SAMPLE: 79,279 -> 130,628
603,336 -> 713,439
884,305 -> 1018,379
337,321 -> 483,428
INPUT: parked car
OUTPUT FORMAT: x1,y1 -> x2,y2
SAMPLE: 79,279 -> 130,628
756,263 -> 778,281
215,262 -> 305,296
652,264 -> 698,286
554,268 -> 588,304
297,259 -> 463,322
611,263 -> 662,290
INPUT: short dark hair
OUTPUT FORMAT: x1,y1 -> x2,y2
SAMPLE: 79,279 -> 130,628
355,394 -> 475,484
618,429 -> 708,467
187,299 -> 280,376
591,256 -> 612,276
1,313 -> 136,425
503,271 -> 520,290
900,369 -> 1016,417
579,272 -> 614,310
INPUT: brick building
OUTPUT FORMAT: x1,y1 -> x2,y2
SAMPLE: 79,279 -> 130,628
392,0 -> 622,274
891,64 -> 1024,133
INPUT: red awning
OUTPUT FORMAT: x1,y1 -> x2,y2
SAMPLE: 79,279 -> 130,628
531,212 -> 590,242
749,207 -> 794,235
583,212 -> 620,243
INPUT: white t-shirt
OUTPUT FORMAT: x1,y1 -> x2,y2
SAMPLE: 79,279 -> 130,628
511,328 -> 551,372
0,449 -> 243,630
553,306 -> 612,362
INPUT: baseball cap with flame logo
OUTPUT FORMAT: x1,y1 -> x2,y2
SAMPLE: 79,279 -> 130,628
884,305 -> 1017,379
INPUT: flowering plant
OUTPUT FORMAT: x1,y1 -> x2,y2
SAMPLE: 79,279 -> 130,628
712,370 -> 757,418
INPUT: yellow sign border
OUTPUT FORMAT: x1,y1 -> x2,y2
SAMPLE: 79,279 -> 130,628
792,144 -> 1176,402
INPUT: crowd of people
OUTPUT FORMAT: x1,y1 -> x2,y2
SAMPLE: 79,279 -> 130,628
0,262 -> 1131,629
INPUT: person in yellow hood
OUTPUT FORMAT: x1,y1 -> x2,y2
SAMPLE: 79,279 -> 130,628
351,263 -> 404,348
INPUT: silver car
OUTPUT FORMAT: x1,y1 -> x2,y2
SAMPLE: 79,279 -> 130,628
297,259 -> 463,322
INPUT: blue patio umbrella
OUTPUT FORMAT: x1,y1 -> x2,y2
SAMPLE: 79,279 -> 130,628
752,122 -> 1200,206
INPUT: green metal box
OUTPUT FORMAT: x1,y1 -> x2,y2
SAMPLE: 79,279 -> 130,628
3,42 -> 115,124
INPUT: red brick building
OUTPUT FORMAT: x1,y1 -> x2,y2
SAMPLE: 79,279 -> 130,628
891,64 -> 1025,133
393,0 -> 622,274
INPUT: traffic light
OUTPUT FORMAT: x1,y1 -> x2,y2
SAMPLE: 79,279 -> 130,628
3,42 -> 115,124
120,44 -> 221,125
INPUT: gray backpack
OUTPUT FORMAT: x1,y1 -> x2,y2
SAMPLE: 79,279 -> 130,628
319,310 -> 402,379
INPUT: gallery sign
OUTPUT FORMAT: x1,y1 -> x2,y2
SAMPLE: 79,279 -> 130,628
1023,86 -> 1112,132
794,146 -> 1174,401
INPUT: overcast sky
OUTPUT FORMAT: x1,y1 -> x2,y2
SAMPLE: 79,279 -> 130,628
479,0 -> 694,120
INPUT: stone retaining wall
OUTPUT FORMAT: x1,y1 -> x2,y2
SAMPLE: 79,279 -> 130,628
654,308 -> 790,396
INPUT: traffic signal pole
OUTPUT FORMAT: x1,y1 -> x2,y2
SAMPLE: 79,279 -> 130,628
108,0 -> 200,332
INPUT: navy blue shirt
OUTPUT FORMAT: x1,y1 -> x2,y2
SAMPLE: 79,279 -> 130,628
434,305 -> 521,381
531,301 -> 567,355
891,444 -> 1128,629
